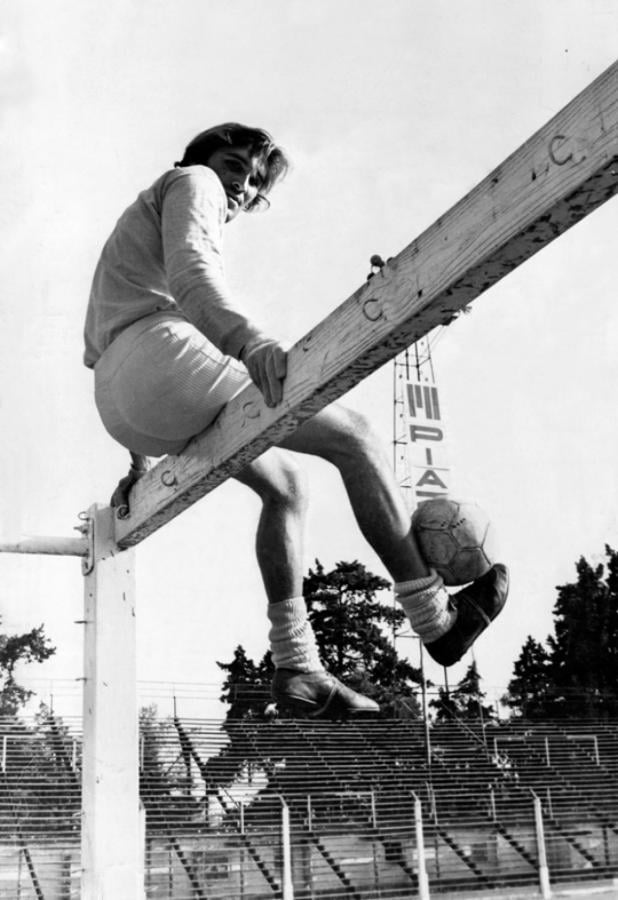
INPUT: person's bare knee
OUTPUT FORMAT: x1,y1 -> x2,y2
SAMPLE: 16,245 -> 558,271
236,448 -> 308,605
334,405 -> 375,448
323,406 -> 385,472
236,448 -> 308,513
281,402 -> 381,468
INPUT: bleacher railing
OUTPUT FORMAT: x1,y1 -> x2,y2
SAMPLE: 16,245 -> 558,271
1,714 -> 618,898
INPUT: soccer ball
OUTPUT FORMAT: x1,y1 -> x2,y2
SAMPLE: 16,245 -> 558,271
411,497 -> 496,586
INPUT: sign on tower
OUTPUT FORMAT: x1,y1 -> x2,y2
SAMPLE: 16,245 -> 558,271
394,335 -> 451,509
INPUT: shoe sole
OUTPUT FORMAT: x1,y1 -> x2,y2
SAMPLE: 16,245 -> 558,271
273,689 -> 379,720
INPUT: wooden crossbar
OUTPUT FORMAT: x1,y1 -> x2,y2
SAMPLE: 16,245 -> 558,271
115,61 -> 618,550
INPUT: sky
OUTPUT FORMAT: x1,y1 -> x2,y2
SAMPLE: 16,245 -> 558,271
1,0 -> 617,720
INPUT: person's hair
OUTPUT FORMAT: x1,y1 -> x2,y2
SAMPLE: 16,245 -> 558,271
175,123 -> 289,211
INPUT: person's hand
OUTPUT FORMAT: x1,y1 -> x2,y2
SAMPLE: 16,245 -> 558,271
241,338 -> 288,407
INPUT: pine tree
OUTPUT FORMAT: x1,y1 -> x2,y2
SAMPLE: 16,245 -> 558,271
504,546 -> 618,719
603,545 -> 618,697
304,560 -> 422,716
218,559 -> 423,718
549,549 -> 618,716
503,636 -> 556,718
430,661 -> 495,722
218,645 -> 274,719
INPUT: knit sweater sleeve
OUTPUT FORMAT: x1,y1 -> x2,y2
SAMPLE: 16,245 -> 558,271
161,167 -> 264,359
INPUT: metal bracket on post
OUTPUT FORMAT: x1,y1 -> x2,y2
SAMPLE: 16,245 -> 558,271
75,512 -> 95,576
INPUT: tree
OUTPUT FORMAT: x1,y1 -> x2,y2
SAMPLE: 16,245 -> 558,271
138,704 -> 203,830
549,548 -> 618,716
0,619 -> 55,715
0,704 -> 81,840
304,560 -> 422,717
218,559 -> 424,718
218,646 -> 274,719
0,621 -> 62,839
502,636 -> 557,719
207,561 -> 427,836
430,661 -> 495,722
504,546 -> 618,719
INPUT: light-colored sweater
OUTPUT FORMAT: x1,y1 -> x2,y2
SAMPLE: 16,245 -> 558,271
83,165 -> 262,369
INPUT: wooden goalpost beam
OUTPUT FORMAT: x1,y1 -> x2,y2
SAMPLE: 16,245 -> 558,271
115,60 -> 618,550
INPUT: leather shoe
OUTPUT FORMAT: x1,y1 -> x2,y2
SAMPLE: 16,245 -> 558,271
272,668 -> 380,718
425,564 -> 509,666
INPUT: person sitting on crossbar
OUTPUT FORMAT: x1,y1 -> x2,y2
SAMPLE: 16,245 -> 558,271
83,122 -> 509,718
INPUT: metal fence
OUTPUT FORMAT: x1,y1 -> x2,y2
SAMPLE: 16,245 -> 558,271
1,714 -> 618,898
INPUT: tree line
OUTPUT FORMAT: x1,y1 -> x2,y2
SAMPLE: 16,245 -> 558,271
1,545 -> 617,840
3,543 -> 618,724
219,548 -> 618,722
503,546 -> 618,718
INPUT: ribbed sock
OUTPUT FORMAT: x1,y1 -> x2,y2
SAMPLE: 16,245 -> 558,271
394,569 -> 456,643
267,597 -> 323,672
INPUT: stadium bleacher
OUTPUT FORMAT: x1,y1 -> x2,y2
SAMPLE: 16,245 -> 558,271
1,713 -> 617,898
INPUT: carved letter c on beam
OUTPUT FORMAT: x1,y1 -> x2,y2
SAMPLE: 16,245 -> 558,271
362,298 -> 385,322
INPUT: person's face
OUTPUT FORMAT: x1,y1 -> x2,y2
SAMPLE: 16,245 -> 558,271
206,145 -> 265,222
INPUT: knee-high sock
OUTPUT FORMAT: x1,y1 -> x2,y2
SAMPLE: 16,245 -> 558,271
268,597 -> 323,672
394,570 -> 456,643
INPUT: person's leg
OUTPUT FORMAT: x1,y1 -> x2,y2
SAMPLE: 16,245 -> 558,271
234,448 -> 307,605
281,404 -> 428,582
235,449 -> 379,715
279,403 -> 508,664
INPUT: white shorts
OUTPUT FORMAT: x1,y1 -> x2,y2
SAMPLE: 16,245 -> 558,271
94,311 -> 250,456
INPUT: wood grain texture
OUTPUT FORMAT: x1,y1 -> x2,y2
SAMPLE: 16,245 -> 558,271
115,61 -> 618,549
